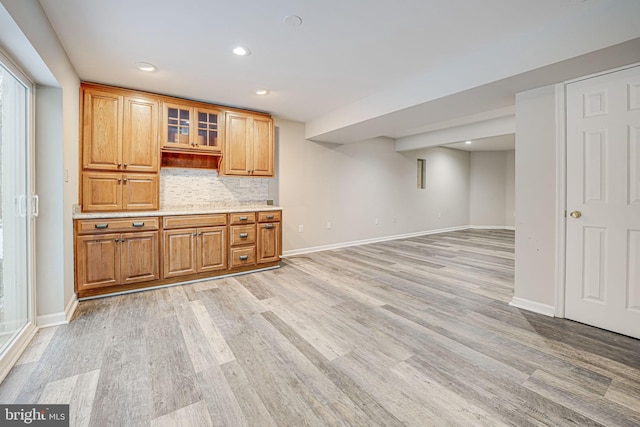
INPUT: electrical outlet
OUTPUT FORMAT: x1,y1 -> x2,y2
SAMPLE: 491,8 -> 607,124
298,225 -> 304,233
327,221 -> 332,230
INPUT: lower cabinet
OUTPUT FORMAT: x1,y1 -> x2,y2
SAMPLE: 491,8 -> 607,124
76,230 -> 160,292
75,210 -> 281,298
257,222 -> 281,264
163,226 -> 227,278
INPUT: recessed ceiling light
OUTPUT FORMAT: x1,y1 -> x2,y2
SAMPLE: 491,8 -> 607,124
283,15 -> 303,27
255,89 -> 270,96
233,46 -> 251,56
465,140 -> 472,145
136,62 -> 157,72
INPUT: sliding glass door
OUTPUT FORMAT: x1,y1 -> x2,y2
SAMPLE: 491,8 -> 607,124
0,55 -> 34,357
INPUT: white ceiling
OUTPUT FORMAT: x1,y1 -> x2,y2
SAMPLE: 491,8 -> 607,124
446,134 -> 515,152
37,0 -> 640,145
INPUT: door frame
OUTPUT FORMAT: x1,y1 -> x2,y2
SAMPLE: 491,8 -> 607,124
556,62 -> 640,318
0,47 -> 38,383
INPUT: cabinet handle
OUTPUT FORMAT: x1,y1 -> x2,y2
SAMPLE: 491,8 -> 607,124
265,224 -> 274,229
239,233 -> 248,238
121,238 -> 125,243
266,215 -> 274,220
239,255 -> 249,261
95,224 -> 109,229
239,216 -> 248,221
132,222 -> 144,227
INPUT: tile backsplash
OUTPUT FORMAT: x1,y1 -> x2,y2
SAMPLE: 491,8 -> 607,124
160,168 -> 269,207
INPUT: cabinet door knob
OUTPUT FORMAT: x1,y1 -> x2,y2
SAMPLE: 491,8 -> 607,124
123,178 -> 128,183
117,178 -> 122,182
114,238 -> 119,242
193,232 -> 197,236
121,238 -> 125,243
123,163 -> 128,168
117,163 -> 122,167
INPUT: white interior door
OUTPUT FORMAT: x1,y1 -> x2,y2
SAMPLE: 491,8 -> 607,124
565,65 -> 640,339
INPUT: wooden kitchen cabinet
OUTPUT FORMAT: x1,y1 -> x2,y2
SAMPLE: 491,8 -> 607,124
75,220 -> 160,294
82,84 -> 159,172
162,101 -> 222,153
228,211 -> 256,268
82,172 -> 158,211
81,83 -> 160,212
257,210 -> 282,264
222,111 -> 274,177
162,215 -> 228,279
75,210 -> 281,298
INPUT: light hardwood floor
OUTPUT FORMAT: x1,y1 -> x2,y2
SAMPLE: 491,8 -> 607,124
1,229 -> 640,426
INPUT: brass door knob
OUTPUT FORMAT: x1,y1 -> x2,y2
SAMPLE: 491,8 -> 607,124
570,211 -> 582,218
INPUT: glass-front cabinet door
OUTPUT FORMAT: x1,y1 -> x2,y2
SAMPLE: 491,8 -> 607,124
162,102 -> 221,153
163,102 -> 192,150
195,107 -> 220,152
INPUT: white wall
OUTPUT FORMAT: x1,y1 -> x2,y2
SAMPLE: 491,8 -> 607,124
275,118 -> 470,254
1,0 -> 80,323
513,84 -> 559,312
469,150 -> 515,227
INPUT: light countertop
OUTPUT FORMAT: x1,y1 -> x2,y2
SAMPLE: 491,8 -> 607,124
73,203 -> 282,220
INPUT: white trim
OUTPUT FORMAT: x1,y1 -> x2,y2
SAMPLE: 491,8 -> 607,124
36,312 -> 68,328
36,295 -> 77,327
78,265 -> 281,301
282,226 -> 470,257
469,225 -> 515,231
564,62 -> 640,85
65,294 -> 78,322
555,83 -> 568,318
509,297 -> 556,317
0,323 -> 38,384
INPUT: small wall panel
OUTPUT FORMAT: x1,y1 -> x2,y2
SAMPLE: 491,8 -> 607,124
583,130 -> 608,204
583,90 -> 608,118
629,81 -> 640,111
582,227 -> 607,303
630,126 -> 640,205
628,230 -> 640,312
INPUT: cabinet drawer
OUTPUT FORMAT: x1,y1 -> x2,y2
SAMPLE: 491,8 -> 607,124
257,211 -> 281,223
229,212 -> 256,225
229,246 -> 256,268
230,225 -> 256,246
76,217 -> 159,234
163,214 -> 227,229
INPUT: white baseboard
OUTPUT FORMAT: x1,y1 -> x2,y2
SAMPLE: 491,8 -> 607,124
283,226 -> 470,257
509,297 -> 555,317
470,225 -> 516,231
36,294 -> 78,328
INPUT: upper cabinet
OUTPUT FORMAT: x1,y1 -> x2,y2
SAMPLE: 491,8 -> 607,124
161,101 -> 222,153
222,111 -> 274,177
82,85 -> 159,173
